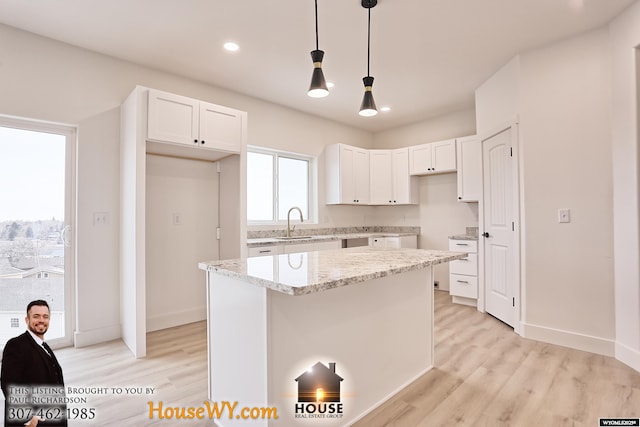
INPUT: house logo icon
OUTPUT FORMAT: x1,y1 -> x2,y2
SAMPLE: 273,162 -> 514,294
293,361 -> 344,419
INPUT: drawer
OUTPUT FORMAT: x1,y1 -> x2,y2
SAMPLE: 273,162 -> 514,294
449,239 -> 478,253
449,253 -> 478,275
450,274 -> 478,299
247,245 -> 281,257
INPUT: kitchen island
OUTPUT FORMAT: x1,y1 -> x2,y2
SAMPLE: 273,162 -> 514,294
198,247 -> 466,426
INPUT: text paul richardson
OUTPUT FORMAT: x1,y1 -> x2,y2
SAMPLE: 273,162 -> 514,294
148,401 -> 278,421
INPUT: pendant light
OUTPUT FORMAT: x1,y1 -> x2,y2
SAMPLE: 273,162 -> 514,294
359,0 -> 378,116
308,0 -> 329,98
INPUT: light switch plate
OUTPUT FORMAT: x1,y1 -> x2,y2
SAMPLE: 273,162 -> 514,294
558,208 -> 570,223
93,212 -> 109,226
173,213 -> 182,226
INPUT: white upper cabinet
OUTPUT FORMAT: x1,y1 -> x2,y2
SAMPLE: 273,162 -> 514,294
325,144 -> 370,205
369,148 -> 417,205
369,150 -> 394,204
456,135 -> 482,202
147,89 -> 243,153
409,138 -> 457,175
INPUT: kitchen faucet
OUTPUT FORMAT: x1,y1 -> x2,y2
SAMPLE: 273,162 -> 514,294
286,206 -> 303,237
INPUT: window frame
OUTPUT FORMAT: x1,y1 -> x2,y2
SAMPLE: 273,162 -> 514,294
247,146 -> 317,225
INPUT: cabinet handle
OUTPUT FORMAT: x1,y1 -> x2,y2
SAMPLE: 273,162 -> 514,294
482,232 -> 490,238
201,140 -> 205,145
193,139 -> 198,144
455,243 -> 469,246
458,197 -> 462,200
456,280 -> 469,284
258,250 -> 271,253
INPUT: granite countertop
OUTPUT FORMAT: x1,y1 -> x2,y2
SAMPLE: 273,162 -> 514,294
198,246 -> 468,296
448,234 -> 479,241
448,226 -> 479,241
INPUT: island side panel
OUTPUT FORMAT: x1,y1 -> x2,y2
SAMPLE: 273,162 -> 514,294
207,272 -> 269,426
267,267 -> 434,426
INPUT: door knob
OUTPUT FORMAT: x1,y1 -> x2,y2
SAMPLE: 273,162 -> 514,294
482,232 -> 490,238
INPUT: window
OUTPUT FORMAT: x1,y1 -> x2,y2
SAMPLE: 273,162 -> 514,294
10,318 -> 19,328
247,147 -> 315,223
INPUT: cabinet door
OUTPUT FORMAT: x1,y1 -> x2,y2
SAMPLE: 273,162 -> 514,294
147,89 -> 199,145
369,150 -> 393,204
369,237 -> 387,247
392,148 -> 415,204
456,136 -> 482,202
432,139 -> 457,173
199,102 -> 243,153
352,148 -> 370,204
338,145 -> 356,203
409,143 -> 432,175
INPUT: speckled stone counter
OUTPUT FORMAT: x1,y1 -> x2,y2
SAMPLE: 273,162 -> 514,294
198,246 -> 466,296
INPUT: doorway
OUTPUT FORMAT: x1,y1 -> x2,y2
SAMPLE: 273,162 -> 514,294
0,116 -> 76,349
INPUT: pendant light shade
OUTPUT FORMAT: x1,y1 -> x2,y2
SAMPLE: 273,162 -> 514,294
359,76 -> 377,116
308,49 -> 329,98
359,0 -> 378,116
308,0 -> 329,98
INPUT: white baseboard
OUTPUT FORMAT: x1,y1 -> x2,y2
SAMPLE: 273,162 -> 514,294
74,324 -> 121,348
452,296 -> 478,307
146,307 -> 207,332
521,322 -> 615,357
615,341 -> 640,372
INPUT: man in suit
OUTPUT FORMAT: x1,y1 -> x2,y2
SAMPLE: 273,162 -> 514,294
1,300 -> 67,427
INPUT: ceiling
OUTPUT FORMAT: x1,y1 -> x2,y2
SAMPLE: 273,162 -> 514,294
0,0 -> 636,132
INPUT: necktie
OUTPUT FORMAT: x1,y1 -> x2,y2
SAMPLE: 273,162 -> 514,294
42,341 -> 54,358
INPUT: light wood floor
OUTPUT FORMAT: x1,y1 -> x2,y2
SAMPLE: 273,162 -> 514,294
8,290 -> 638,426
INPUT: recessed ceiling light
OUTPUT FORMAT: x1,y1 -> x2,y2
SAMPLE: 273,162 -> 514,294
380,106 -> 391,112
224,42 -> 239,52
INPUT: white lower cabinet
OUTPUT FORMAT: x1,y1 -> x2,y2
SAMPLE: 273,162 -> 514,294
369,235 -> 417,248
448,239 -> 478,304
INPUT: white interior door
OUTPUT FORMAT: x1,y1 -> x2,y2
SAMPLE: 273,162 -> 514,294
482,126 -> 516,327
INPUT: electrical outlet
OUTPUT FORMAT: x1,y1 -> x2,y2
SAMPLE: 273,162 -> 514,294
93,212 -> 109,226
558,208 -> 570,223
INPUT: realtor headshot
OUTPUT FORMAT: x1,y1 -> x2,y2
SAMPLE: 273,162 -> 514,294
1,300 -> 67,427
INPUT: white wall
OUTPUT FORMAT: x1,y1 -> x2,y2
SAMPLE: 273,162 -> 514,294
610,0 -> 640,371
518,29 -> 615,354
373,110 -> 478,290
475,57 -> 520,134
476,28 -> 617,356
0,23 -> 374,346
75,108 -> 122,346
145,154 -> 218,332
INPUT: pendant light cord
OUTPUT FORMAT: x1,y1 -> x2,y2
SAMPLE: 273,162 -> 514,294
315,0 -> 319,50
366,5 -> 371,76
